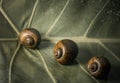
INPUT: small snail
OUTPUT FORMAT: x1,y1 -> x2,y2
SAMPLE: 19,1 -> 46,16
87,56 -> 111,78
54,39 -> 78,65
19,28 -> 41,49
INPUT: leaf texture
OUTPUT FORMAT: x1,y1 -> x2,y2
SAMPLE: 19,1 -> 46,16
0,0 -> 120,83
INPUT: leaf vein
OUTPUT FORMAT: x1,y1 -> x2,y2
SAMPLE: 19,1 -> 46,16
8,43 -> 21,83
45,0 -> 70,37
0,7 -> 20,35
83,0 -> 110,37
36,50 -> 57,83
27,0 -> 39,28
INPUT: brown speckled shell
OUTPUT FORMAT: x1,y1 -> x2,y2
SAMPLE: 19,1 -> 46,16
54,39 -> 78,65
19,28 -> 41,49
87,56 -> 111,78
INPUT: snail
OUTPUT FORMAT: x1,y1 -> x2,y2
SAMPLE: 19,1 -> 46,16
54,39 -> 78,65
87,56 -> 111,78
19,28 -> 41,49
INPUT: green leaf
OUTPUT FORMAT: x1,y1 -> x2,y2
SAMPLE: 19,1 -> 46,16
0,0 -> 120,83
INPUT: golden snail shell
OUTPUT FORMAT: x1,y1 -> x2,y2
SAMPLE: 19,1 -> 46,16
19,28 -> 41,49
87,56 -> 111,78
54,39 -> 78,65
